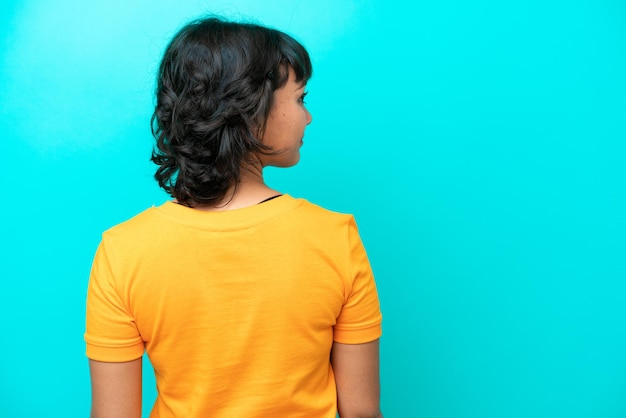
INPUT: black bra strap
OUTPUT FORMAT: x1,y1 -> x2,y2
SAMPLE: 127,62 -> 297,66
257,195 -> 282,204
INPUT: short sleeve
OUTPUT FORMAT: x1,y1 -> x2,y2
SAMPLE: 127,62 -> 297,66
333,217 -> 383,344
84,239 -> 144,362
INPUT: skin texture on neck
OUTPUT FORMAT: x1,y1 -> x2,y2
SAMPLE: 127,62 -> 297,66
188,155 -> 280,212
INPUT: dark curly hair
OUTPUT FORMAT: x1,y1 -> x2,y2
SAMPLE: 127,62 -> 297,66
150,17 -> 312,207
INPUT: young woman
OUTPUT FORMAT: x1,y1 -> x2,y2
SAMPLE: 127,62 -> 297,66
85,16 -> 383,418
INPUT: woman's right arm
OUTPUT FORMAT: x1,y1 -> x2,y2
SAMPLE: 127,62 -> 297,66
331,339 -> 383,418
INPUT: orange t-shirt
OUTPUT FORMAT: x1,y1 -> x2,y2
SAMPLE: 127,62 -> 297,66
85,195 -> 382,417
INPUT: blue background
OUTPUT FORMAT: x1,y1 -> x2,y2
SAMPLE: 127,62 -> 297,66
1,1 -> 625,417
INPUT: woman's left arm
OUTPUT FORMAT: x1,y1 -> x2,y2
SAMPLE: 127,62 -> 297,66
89,357 -> 142,418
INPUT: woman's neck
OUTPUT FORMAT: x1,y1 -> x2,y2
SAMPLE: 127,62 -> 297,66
190,157 -> 280,212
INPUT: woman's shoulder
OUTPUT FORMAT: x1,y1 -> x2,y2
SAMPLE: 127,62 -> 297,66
289,195 -> 356,224
100,204 -> 166,240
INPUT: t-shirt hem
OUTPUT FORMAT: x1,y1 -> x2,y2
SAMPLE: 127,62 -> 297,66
333,323 -> 382,344
86,342 -> 145,362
